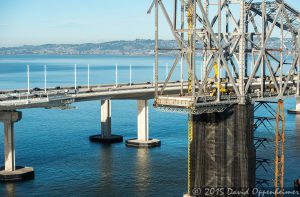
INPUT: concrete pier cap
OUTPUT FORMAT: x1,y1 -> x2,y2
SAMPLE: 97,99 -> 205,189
0,166 -> 34,181
125,138 -> 161,148
125,100 -> 160,148
0,111 -> 34,182
288,97 -> 300,114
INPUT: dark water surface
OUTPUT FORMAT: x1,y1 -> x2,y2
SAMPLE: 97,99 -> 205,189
0,55 -> 299,197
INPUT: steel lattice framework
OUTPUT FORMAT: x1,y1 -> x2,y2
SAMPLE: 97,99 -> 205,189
148,0 -> 300,114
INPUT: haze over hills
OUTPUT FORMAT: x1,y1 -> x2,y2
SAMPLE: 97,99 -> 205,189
0,38 -> 291,56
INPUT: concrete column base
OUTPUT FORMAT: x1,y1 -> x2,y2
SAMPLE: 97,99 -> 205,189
288,97 -> 300,114
89,134 -> 123,144
125,138 -> 160,148
0,166 -> 34,181
183,194 -> 193,197
287,109 -> 300,114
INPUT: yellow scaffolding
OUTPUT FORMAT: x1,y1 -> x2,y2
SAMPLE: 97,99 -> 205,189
210,62 -> 229,96
186,0 -> 194,195
275,100 -> 285,197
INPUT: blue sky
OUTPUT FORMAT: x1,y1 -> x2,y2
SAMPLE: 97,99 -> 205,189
0,0 -> 299,47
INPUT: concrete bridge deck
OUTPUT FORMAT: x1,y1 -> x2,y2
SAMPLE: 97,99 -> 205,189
1,73 -> 299,112
0,81 -> 187,110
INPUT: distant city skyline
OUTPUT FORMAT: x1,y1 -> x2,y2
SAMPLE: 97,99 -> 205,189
0,0 -> 299,47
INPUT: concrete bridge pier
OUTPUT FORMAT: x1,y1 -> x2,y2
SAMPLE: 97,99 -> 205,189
288,97 -> 300,114
186,104 -> 256,196
126,100 -> 160,148
89,100 -> 123,143
0,111 -> 34,181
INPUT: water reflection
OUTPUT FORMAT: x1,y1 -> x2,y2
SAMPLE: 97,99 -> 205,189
100,145 -> 113,192
288,114 -> 300,186
296,115 -> 300,137
4,183 -> 15,197
294,115 -> 300,150
135,148 -> 150,195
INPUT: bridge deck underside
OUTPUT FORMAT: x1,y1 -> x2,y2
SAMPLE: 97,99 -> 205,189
155,87 -> 297,114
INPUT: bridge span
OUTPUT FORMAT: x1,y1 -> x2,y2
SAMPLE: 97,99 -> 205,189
0,80 -> 189,181
0,81 -> 185,110
0,74 -> 300,184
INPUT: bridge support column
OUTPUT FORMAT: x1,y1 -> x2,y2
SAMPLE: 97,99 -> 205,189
126,100 -> 160,148
186,104 -> 256,196
288,97 -> 300,114
0,111 -> 34,181
89,100 -> 123,143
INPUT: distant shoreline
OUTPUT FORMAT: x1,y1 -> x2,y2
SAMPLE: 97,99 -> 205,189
0,39 -> 173,56
0,54 -> 155,57
0,37 -> 288,56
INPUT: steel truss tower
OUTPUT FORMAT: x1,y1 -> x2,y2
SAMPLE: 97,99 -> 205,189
148,0 -> 296,195
148,0 -> 300,114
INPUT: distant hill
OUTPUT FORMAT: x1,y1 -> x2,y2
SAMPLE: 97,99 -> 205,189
0,38 -> 291,56
0,39 -> 177,56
